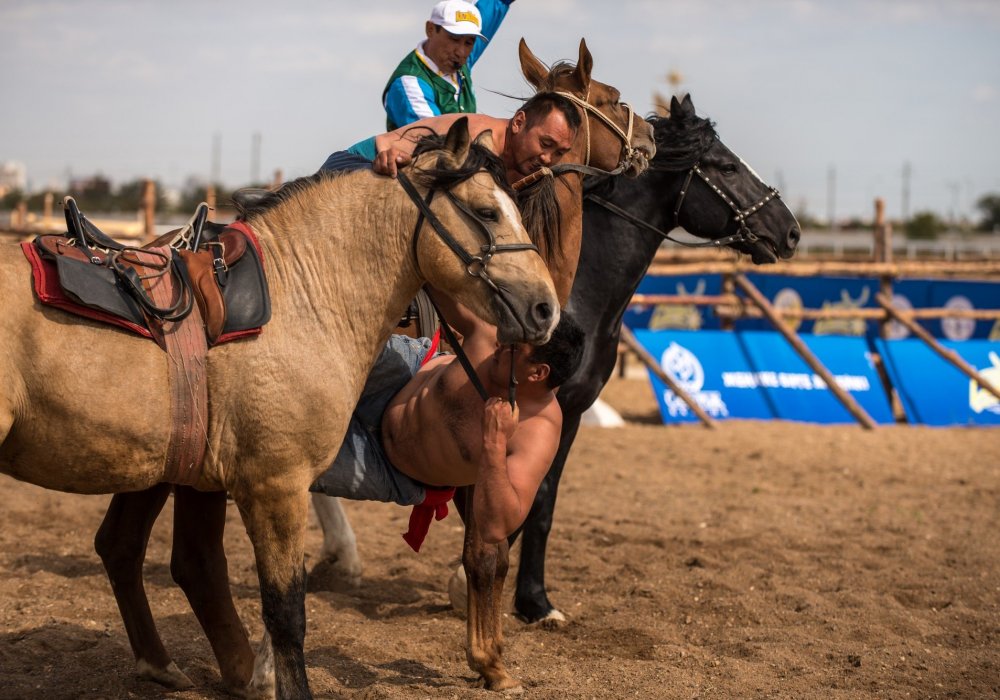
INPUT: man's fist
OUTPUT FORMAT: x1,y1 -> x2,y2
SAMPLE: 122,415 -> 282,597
483,396 -> 518,442
373,147 -> 412,177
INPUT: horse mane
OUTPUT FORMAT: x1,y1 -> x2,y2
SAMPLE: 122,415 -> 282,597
647,111 -> 719,171
234,134 -> 515,223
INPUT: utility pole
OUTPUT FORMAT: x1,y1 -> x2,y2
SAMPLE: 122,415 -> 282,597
901,161 -> 911,224
827,165 -> 837,230
251,132 -> 262,185
211,132 -> 222,186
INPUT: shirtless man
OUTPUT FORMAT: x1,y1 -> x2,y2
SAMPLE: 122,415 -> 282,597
320,91 -> 582,186
309,289 -> 584,549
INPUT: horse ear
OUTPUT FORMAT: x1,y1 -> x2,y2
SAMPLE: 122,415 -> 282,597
519,38 -> 549,90
573,38 -> 593,93
443,116 -> 472,164
473,128 -> 495,152
669,95 -> 682,116
681,93 -> 695,115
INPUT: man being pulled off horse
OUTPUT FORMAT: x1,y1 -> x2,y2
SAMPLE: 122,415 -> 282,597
307,91 -> 585,546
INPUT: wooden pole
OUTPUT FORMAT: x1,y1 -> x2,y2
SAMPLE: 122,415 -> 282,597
734,274 -> 877,430
206,184 -> 217,222
43,192 -> 54,227
875,292 -> 1000,403
619,325 -> 716,429
142,179 -> 156,240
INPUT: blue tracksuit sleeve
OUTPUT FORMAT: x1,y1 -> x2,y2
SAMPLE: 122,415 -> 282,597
384,74 -> 442,128
468,0 -> 513,68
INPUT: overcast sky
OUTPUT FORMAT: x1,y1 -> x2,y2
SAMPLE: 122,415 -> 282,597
2,0 -> 998,222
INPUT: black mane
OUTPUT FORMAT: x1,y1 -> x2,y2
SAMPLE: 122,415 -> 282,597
647,111 -> 718,171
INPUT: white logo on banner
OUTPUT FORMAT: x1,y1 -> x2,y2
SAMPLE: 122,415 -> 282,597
659,342 -> 729,418
886,294 -> 913,339
969,351 -> 1000,415
773,288 -> 804,332
942,295 -> 976,341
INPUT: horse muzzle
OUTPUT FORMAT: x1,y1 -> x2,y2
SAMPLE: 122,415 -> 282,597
492,293 -> 559,346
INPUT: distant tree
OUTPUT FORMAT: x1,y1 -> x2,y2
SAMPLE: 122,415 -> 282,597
1,188 -> 25,208
69,175 -> 114,212
976,193 -> 1000,233
905,211 -> 945,240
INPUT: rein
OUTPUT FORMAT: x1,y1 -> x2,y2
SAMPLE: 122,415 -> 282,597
586,155 -> 782,249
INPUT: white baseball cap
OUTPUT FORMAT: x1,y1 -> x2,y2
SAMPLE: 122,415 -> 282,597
429,0 -> 486,39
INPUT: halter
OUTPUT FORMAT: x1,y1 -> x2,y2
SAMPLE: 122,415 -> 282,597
396,170 -> 535,407
586,145 -> 782,250
553,90 -> 637,170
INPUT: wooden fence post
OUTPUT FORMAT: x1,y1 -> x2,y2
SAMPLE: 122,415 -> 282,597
619,325 -> 716,429
734,274 -> 877,430
142,179 -> 156,240
206,184 -> 217,222
43,192 -> 54,227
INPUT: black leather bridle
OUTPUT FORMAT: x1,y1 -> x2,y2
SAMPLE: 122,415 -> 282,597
586,145 -> 782,250
396,170 -> 534,407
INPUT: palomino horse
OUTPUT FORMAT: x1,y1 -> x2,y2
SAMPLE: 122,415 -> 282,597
94,37 -> 655,696
318,94 -> 801,688
0,119 -> 559,700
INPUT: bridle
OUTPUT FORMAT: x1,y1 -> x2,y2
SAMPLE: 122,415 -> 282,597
554,90 -> 638,171
586,141 -> 782,250
396,169 -> 532,407
510,90 -> 644,193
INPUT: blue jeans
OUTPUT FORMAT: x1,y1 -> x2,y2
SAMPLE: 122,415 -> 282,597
310,335 -> 433,506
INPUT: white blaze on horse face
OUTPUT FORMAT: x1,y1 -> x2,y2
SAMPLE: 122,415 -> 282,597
496,191 -> 522,235
734,147 -> 767,186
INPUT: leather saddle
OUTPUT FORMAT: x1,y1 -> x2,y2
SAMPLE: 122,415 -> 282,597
30,196 -> 270,346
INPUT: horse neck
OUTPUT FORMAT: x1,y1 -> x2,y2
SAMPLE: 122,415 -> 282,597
250,176 -> 423,382
543,172 -> 583,305
575,172 -> 674,327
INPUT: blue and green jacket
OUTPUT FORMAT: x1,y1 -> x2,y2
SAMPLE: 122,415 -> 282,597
382,0 -> 513,131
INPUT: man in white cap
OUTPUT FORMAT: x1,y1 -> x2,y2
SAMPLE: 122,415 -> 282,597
382,0 -> 514,131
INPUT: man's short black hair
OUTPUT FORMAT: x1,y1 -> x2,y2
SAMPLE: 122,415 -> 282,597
519,92 -> 582,133
529,313 -> 585,389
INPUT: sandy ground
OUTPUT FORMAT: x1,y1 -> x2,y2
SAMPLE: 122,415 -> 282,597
1,375 -> 998,700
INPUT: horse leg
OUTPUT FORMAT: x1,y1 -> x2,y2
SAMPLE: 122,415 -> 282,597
94,485 -> 194,689
170,487 -> 255,692
238,487 -> 312,700
310,493 -> 362,586
513,416 -> 582,625
456,486 -> 521,692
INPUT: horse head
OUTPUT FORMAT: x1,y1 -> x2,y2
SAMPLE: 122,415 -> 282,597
407,117 -> 559,344
518,38 -> 655,177
652,94 -> 800,263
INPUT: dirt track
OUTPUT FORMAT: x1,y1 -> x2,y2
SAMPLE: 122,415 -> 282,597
1,376 -> 998,699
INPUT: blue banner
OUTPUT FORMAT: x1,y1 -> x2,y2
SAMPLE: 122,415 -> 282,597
875,338 -> 1000,426
626,273 -> 1000,340
632,329 -> 894,425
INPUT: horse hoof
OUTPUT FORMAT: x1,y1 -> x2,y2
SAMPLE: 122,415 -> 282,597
536,609 -> 567,629
476,674 -> 523,694
308,555 -> 362,590
447,564 -> 467,618
136,659 -> 194,689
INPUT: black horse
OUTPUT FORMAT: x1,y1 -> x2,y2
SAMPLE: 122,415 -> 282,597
311,94 -> 800,677
511,93 -> 800,622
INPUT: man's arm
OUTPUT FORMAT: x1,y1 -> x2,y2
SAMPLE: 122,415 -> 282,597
473,397 -> 560,544
467,0 -> 514,68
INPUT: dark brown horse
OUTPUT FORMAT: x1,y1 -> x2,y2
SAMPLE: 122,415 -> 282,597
93,39 -> 655,697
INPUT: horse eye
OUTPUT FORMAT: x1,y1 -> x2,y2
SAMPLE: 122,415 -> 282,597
477,208 -> 498,221
721,163 -> 738,175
